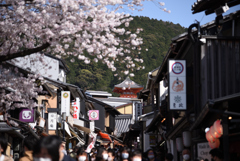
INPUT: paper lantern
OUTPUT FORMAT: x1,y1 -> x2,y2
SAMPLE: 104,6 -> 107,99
176,137 -> 184,152
209,138 -> 220,149
182,131 -> 191,147
210,125 -> 221,138
206,130 -> 215,143
213,120 -> 223,135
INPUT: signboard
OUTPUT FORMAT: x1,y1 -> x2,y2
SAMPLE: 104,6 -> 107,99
39,117 -> 45,127
197,142 -> 211,161
89,110 -> 99,120
61,91 -> 70,116
19,109 -> 34,122
48,113 -> 57,130
72,97 -> 80,119
135,102 -> 142,121
149,135 -> 156,146
169,60 -> 186,110
90,121 -> 95,132
85,132 -> 97,153
159,80 -> 168,105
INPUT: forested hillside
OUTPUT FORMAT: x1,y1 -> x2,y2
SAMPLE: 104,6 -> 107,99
64,16 -> 186,94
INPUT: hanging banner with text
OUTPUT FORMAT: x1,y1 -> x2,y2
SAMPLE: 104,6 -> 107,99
72,97 -> 80,119
61,91 -> 70,116
169,60 -> 186,110
48,113 -> 57,130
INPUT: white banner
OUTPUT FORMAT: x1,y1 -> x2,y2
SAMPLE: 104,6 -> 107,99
85,132 -> 97,153
169,60 -> 186,110
48,113 -> 57,130
61,91 -> 70,116
90,121 -> 95,132
64,122 -> 72,137
72,97 -> 80,119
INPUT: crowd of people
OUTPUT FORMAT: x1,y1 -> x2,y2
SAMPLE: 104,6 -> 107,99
0,134 -> 224,161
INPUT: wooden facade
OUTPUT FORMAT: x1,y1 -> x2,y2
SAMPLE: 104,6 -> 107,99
143,9 -> 240,161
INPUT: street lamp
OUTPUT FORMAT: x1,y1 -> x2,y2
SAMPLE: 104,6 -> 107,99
62,112 -> 66,142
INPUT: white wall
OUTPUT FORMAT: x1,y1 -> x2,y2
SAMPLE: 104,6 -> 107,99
13,53 -> 60,80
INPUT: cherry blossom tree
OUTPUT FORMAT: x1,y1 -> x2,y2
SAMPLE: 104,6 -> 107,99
0,0 -> 169,113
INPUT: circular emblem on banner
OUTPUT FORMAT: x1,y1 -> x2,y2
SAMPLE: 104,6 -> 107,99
63,92 -> 69,98
172,62 -> 184,74
90,111 -> 98,119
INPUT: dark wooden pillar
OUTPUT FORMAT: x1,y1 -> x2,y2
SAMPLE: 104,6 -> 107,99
151,84 -> 155,112
222,115 -> 229,161
193,41 -> 201,115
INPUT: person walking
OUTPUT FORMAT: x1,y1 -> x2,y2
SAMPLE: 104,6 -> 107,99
145,149 -> 159,161
32,135 -> 75,161
182,149 -> 191,161
76,148 -> 88,161
96,147 -> 108,161
130,149 -> 142,161
19,135 -> 38,161
119,147 -> 130,161
107,149 -> 116,161
209,148 -> 223,161
0,135 -> 13,161
165,153 -> 173,161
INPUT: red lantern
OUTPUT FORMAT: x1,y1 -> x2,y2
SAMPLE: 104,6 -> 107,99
213,120 -> 223,135
210,126 -> 221,138
209,138 -> 220,149
206,130 -> 215,143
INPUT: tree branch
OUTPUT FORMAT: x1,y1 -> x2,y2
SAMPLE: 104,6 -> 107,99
0,42 -> 50,62
0,4 -> 12,7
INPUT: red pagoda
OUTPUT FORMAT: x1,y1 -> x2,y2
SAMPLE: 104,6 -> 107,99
113,77 -> 143,98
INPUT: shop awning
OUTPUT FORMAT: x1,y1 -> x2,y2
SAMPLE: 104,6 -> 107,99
70,130 -> 85,145
115,114 -> 132,137
0,122 -> 25,139
110,134 -> 123,144
145,112 -> 162,133
73,119 -> 91,134
67,122 -> 85,145
166,116 -> 188,140
98,132 -> 112,142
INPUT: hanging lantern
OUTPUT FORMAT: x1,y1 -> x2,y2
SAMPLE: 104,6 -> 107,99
213,120 -> 223,135
176,137 -> 184,152
206,130 -> 215,143
210,125 -> 221,138
182,131 -> 191,147
209,138 -> 220,149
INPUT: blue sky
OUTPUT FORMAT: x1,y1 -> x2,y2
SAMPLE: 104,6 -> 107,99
121,0 -> 240,27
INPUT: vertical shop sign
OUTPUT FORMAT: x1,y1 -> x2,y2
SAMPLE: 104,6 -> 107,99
72,97 -> 80,119
61,91 -> 70,116
48,113 -> 57,130
169,60 -> 187,110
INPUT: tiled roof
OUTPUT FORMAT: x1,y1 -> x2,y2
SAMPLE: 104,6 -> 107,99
114,77 -> 143,88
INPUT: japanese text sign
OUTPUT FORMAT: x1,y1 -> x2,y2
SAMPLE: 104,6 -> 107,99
61,91 -> 70,116
72,97 -> 80,119
48,113 -> 57,130
169,60 -> 186,110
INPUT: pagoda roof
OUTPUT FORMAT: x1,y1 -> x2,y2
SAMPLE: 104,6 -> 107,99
114,77 -> 143,89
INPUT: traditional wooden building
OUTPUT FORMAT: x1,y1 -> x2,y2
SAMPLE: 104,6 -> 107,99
143,4 -> 240,161
113,77 -> 143,98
